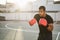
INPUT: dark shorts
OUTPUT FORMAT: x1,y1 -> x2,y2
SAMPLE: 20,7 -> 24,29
37,33 -> 52,40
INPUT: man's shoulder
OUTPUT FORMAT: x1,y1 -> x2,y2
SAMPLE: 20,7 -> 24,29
34,14 -> 39,18
46,14 -> 53,20
34,14 -> 39,17
35,14 -> 39,16
46,14 -> 51,18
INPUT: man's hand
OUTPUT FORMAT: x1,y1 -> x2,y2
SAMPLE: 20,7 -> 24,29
47,23 -> 53,32
29,22 -> 33,26
29,18 -> 36,26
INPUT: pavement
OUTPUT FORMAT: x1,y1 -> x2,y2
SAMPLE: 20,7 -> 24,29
0,21 -> 60,40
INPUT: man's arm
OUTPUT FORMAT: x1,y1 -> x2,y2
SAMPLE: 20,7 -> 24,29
29,14 -> 38,26
47,23 -> 53,32
29,20 -> 34,26
47,15 -> 54,32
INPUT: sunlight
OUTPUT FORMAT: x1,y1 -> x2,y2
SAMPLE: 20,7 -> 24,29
0,0 -> 6,5
7,0 -> 36,9
54,0 -> 59,1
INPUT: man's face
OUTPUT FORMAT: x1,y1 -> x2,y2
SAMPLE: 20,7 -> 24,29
39,9 -> 45,17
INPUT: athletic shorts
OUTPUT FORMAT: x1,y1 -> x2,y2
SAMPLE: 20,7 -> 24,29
37,34 -> 52,40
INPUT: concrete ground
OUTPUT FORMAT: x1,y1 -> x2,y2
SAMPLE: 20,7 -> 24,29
0,21 -> 60,40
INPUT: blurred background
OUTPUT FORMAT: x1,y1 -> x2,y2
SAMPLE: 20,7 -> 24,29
0,0 -> 60,40
0,0 -> 60,21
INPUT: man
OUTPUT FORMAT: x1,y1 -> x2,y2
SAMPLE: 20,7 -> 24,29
29,6 -> 54,40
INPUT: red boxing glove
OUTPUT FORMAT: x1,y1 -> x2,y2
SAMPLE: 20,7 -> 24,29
39,18 -> 47,27
29,18 -> 36,26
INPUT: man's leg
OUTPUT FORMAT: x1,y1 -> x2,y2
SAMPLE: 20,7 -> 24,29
37,35 -> 43,40
46,34 -> 52,40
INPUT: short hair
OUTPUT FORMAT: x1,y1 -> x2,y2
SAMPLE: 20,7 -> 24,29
39,6 -> 46,11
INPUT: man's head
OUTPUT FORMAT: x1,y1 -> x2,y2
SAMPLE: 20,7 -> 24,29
39,6 -> 46,17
